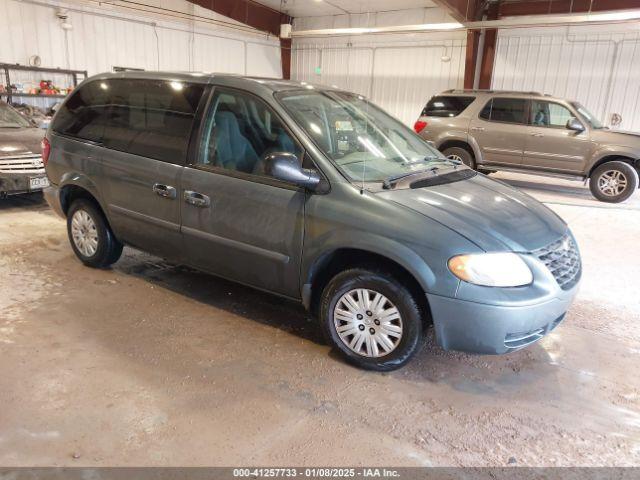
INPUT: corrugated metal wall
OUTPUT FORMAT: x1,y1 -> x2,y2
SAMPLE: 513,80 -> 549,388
291,38 -> 467,126
492,25 -> 640,131
0,0 -> 281,108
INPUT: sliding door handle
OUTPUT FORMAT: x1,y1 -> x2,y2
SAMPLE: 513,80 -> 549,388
153,183 -> 177,199
184,190 -> 211,208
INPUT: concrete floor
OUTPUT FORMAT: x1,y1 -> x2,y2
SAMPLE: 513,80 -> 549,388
1,173 -> 639,467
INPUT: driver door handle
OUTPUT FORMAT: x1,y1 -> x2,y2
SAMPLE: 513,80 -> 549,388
153,183 -> 177,199
184,190 -> 211,208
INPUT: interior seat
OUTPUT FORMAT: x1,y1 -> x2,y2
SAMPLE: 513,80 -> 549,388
534,109 -> 549,126
213,111 -> 259,173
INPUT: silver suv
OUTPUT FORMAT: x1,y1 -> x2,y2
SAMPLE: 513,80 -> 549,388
415,90 -> 640,203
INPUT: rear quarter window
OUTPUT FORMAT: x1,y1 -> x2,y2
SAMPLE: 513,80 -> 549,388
52,79 -> 205,164
422,96 -> 475,117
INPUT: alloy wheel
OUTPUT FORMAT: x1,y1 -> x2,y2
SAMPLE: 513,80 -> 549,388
598,170 -> 628,197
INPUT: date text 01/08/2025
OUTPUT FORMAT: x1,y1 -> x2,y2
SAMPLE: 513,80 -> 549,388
232,468 -> 401,478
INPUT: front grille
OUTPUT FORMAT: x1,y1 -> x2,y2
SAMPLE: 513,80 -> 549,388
533,235 -> 581,290
0,154 -> 44,174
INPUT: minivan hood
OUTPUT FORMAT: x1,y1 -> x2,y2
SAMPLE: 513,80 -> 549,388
590,129 -> 640,149
376,173 -> 566,252
0,127 -> 43,156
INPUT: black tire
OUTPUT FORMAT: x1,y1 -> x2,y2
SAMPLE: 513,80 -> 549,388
319,268 -> 423,371
442,146 -> 476,169
67,198 -> 123,268
589,161 -> 638,203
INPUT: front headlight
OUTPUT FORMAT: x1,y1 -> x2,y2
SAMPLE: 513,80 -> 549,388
448,252 -> 533,287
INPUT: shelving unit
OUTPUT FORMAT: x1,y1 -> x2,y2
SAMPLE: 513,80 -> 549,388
0,63 -> 88,104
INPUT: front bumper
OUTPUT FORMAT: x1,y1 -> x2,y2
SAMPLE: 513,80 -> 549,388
427,284 -> 578,354
0,171 -> 48,196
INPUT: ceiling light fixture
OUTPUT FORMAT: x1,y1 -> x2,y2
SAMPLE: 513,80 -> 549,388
291,22 -> 464,37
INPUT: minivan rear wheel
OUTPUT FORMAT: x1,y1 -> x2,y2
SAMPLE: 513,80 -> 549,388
67,199 -> 123,268
442,146 -> 475,169
319,268 -> 422,371
589,161 -> 638,203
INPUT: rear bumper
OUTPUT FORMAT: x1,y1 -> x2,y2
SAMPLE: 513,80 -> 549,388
43,184 -> 65,218
427,285 -> 578,354
0,172 -> 47,196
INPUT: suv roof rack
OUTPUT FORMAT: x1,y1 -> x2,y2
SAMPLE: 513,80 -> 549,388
442,89 -> 548,96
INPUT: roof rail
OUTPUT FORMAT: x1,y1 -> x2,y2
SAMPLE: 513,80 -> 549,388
442,89 -> 547,96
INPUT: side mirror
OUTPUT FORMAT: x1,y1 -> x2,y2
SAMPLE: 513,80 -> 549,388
264,152 -> 322,191
566,117 -> 585,132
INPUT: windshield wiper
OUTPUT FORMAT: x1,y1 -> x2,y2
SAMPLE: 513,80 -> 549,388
424,155 -> 462,167
382,166 -> 440,189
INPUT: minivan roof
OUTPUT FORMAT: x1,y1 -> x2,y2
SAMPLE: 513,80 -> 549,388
439,89 -> 558,99
81,71 -> 339,93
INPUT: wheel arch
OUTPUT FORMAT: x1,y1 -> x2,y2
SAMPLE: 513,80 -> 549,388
58,173 -> 106,218
439,139 -> 474,157
437,136 -> 483,165
588,154 -> 639,178
303,246 -> 434,325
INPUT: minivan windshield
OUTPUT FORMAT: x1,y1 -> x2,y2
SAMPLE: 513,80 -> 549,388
0,102 -> 32,128
278,90 -> 451,183
571,102 -> 604,129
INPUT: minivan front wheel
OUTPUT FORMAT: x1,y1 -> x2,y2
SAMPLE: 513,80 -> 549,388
589,161 -> 638,203
320,268 -> 422,371
67,199 -> 123,268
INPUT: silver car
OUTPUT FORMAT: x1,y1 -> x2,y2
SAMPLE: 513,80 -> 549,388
415,89 -> 640,203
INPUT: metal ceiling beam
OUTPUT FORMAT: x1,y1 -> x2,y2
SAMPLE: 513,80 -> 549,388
499,0 -> 640,17
430,0 -> 482,21
465,9 -> 640,29
187,0 -> 291,37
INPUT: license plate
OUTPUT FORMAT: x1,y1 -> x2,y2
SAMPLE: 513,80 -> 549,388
29,176 -> 50,190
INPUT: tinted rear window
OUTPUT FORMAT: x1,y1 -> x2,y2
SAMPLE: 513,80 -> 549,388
422,96 -> 475,117
479,97 -> 527,124
52,79 -> 205,164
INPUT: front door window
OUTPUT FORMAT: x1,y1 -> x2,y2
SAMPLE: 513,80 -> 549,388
530,101 -> 574,128
198,89 -> 303,178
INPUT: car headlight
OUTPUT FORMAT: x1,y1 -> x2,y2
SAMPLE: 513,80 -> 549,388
448,252 -> 533,287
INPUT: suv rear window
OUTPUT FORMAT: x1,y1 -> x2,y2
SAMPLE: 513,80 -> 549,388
479,97 -> 527,124
52,79 -> 205,164
422,96 -> 475,117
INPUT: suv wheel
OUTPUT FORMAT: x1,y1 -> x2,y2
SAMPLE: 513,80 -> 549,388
589,161 -> 638,203
442,146 -> 475,169
67,199 -> 123,268
319,268 -> 423,371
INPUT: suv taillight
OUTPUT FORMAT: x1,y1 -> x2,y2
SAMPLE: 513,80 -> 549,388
414,120 -> 427,133
41,137 -> 51,166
